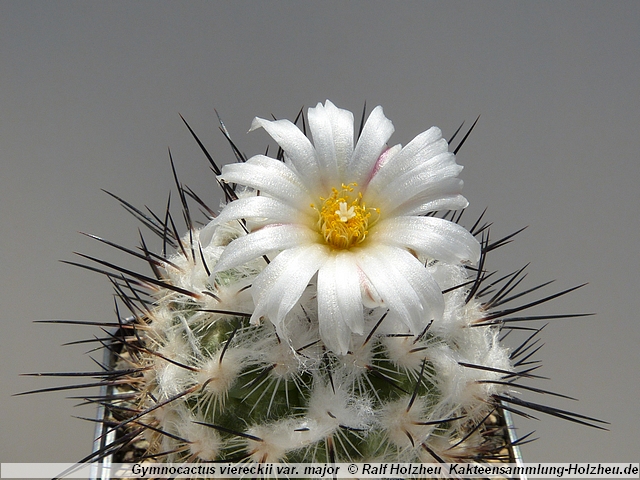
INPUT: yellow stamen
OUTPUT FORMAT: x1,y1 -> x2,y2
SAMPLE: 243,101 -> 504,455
312,183 -> 378,249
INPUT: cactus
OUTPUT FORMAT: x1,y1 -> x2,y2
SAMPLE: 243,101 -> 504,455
28,101 -> 606,470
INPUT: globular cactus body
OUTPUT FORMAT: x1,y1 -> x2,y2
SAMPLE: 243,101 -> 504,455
29,101 -> 606,475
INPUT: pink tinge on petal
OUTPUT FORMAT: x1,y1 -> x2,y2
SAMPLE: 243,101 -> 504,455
357,264 -> 384,308
366,146 -> 395,185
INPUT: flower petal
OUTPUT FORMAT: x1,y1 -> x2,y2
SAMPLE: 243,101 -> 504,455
349,106 -> 395,187
250,117 -> 322,193
308,100 -> 354,189
367,127 -> 448,191
213,224 -> 320,274
317,251 -> 363,355
386,185 -> 469,217
368,216 -> 481,265
251,244 -> 329,329
358,267 -> 384,308
355,244 -> 444,333
368,151 -> 463,212
219,155 -> 312,208
211,195 -> 315,227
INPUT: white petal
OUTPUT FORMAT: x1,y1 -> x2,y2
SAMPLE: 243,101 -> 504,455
366,144 -> 401,179
380,175 -> 467,218
369,216 -> 481,265
367,127 -> 448,192
358,267 -> 384,308
317,252 -> 363,354
219,155 -> 312,208
355,244 -> 443,333
212,196 -> 315,227
213,224 -> 320,273
198,220 -> 218,249
386,247 -> 445,330
368,151 -> 462,211
308,100 -> 354,189
251,244 -> 329,328
250,117 -> 322,192
349,106 -> 395,187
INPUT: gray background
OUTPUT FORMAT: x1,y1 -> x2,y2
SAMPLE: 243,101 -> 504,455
2,1 -> 638,465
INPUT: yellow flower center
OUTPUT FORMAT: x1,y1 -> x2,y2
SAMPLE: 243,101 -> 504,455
311,183 -> 379,249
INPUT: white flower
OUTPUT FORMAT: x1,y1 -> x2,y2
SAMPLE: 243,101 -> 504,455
210,100 -> 480,355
